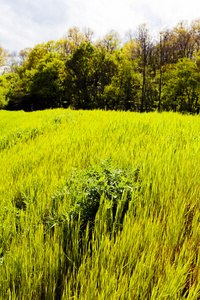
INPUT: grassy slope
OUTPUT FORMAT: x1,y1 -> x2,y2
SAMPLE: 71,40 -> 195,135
0,109 -> 200,299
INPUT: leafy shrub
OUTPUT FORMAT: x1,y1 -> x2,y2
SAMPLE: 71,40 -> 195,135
48,159 -> 142,233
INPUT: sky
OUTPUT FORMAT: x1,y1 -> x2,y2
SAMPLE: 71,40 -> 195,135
1,0 -> 200,53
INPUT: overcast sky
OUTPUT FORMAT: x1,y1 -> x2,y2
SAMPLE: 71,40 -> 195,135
1,0 -> 200,53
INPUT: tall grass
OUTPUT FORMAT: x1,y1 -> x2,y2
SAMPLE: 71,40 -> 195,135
0,109 -> 200,299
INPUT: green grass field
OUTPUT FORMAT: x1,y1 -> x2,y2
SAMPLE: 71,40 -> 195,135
0,109 -> 200,299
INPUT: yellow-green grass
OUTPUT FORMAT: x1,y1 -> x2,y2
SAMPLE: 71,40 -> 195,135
0,109 -> 200,299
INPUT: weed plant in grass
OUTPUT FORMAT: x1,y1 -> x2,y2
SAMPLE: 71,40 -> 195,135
0,109 -> 200,299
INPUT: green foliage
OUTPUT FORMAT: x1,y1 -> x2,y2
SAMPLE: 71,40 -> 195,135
1,72 -> 25,109
0,74 -> 10,108
66,42 -> 118,109
104,49 -> 141,110
99,30 -> 121,53
23,41 -> 55,70
66,42 -> 96,108
30,52 -> 67,109
49,159 -> 140,233
90,47 -> 118,108
2,21 -> 200,112
162,58 -> 200,112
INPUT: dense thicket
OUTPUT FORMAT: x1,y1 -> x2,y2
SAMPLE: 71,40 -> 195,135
1,20 -> 200,112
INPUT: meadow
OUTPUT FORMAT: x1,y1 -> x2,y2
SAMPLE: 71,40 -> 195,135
0,109 -> 200,299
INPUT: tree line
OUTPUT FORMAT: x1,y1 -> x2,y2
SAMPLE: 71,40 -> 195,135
1,20 -> 200,113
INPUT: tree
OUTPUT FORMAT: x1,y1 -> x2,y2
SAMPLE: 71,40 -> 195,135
2,72 -> 26,110
66,27 -> 85,47
54,27 -> 95,58
83,27 -> 95,43
29,52 -> 67,109
3,21 -> 200,113
55,38 -> 76,57
172,21 -> 195,60
135,24 -> 152,112
162,58 -> 200,112
23,41 -> 56,70
96,30 -> 121,53
154,30 -> 172,111
65,42 -> 96,109
0,73 -> 11,108
90,47 -> 117,108
66,42 -> 118,109
0,45 -> 6,67
18,48 -> 31,66
104,49 -> 141,110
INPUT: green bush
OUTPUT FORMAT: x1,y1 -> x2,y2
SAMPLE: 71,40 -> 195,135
47,159 -> 142,235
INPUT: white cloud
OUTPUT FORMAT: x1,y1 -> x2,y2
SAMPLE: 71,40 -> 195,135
0,0 -> 70,52
0,0 -> 200,52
